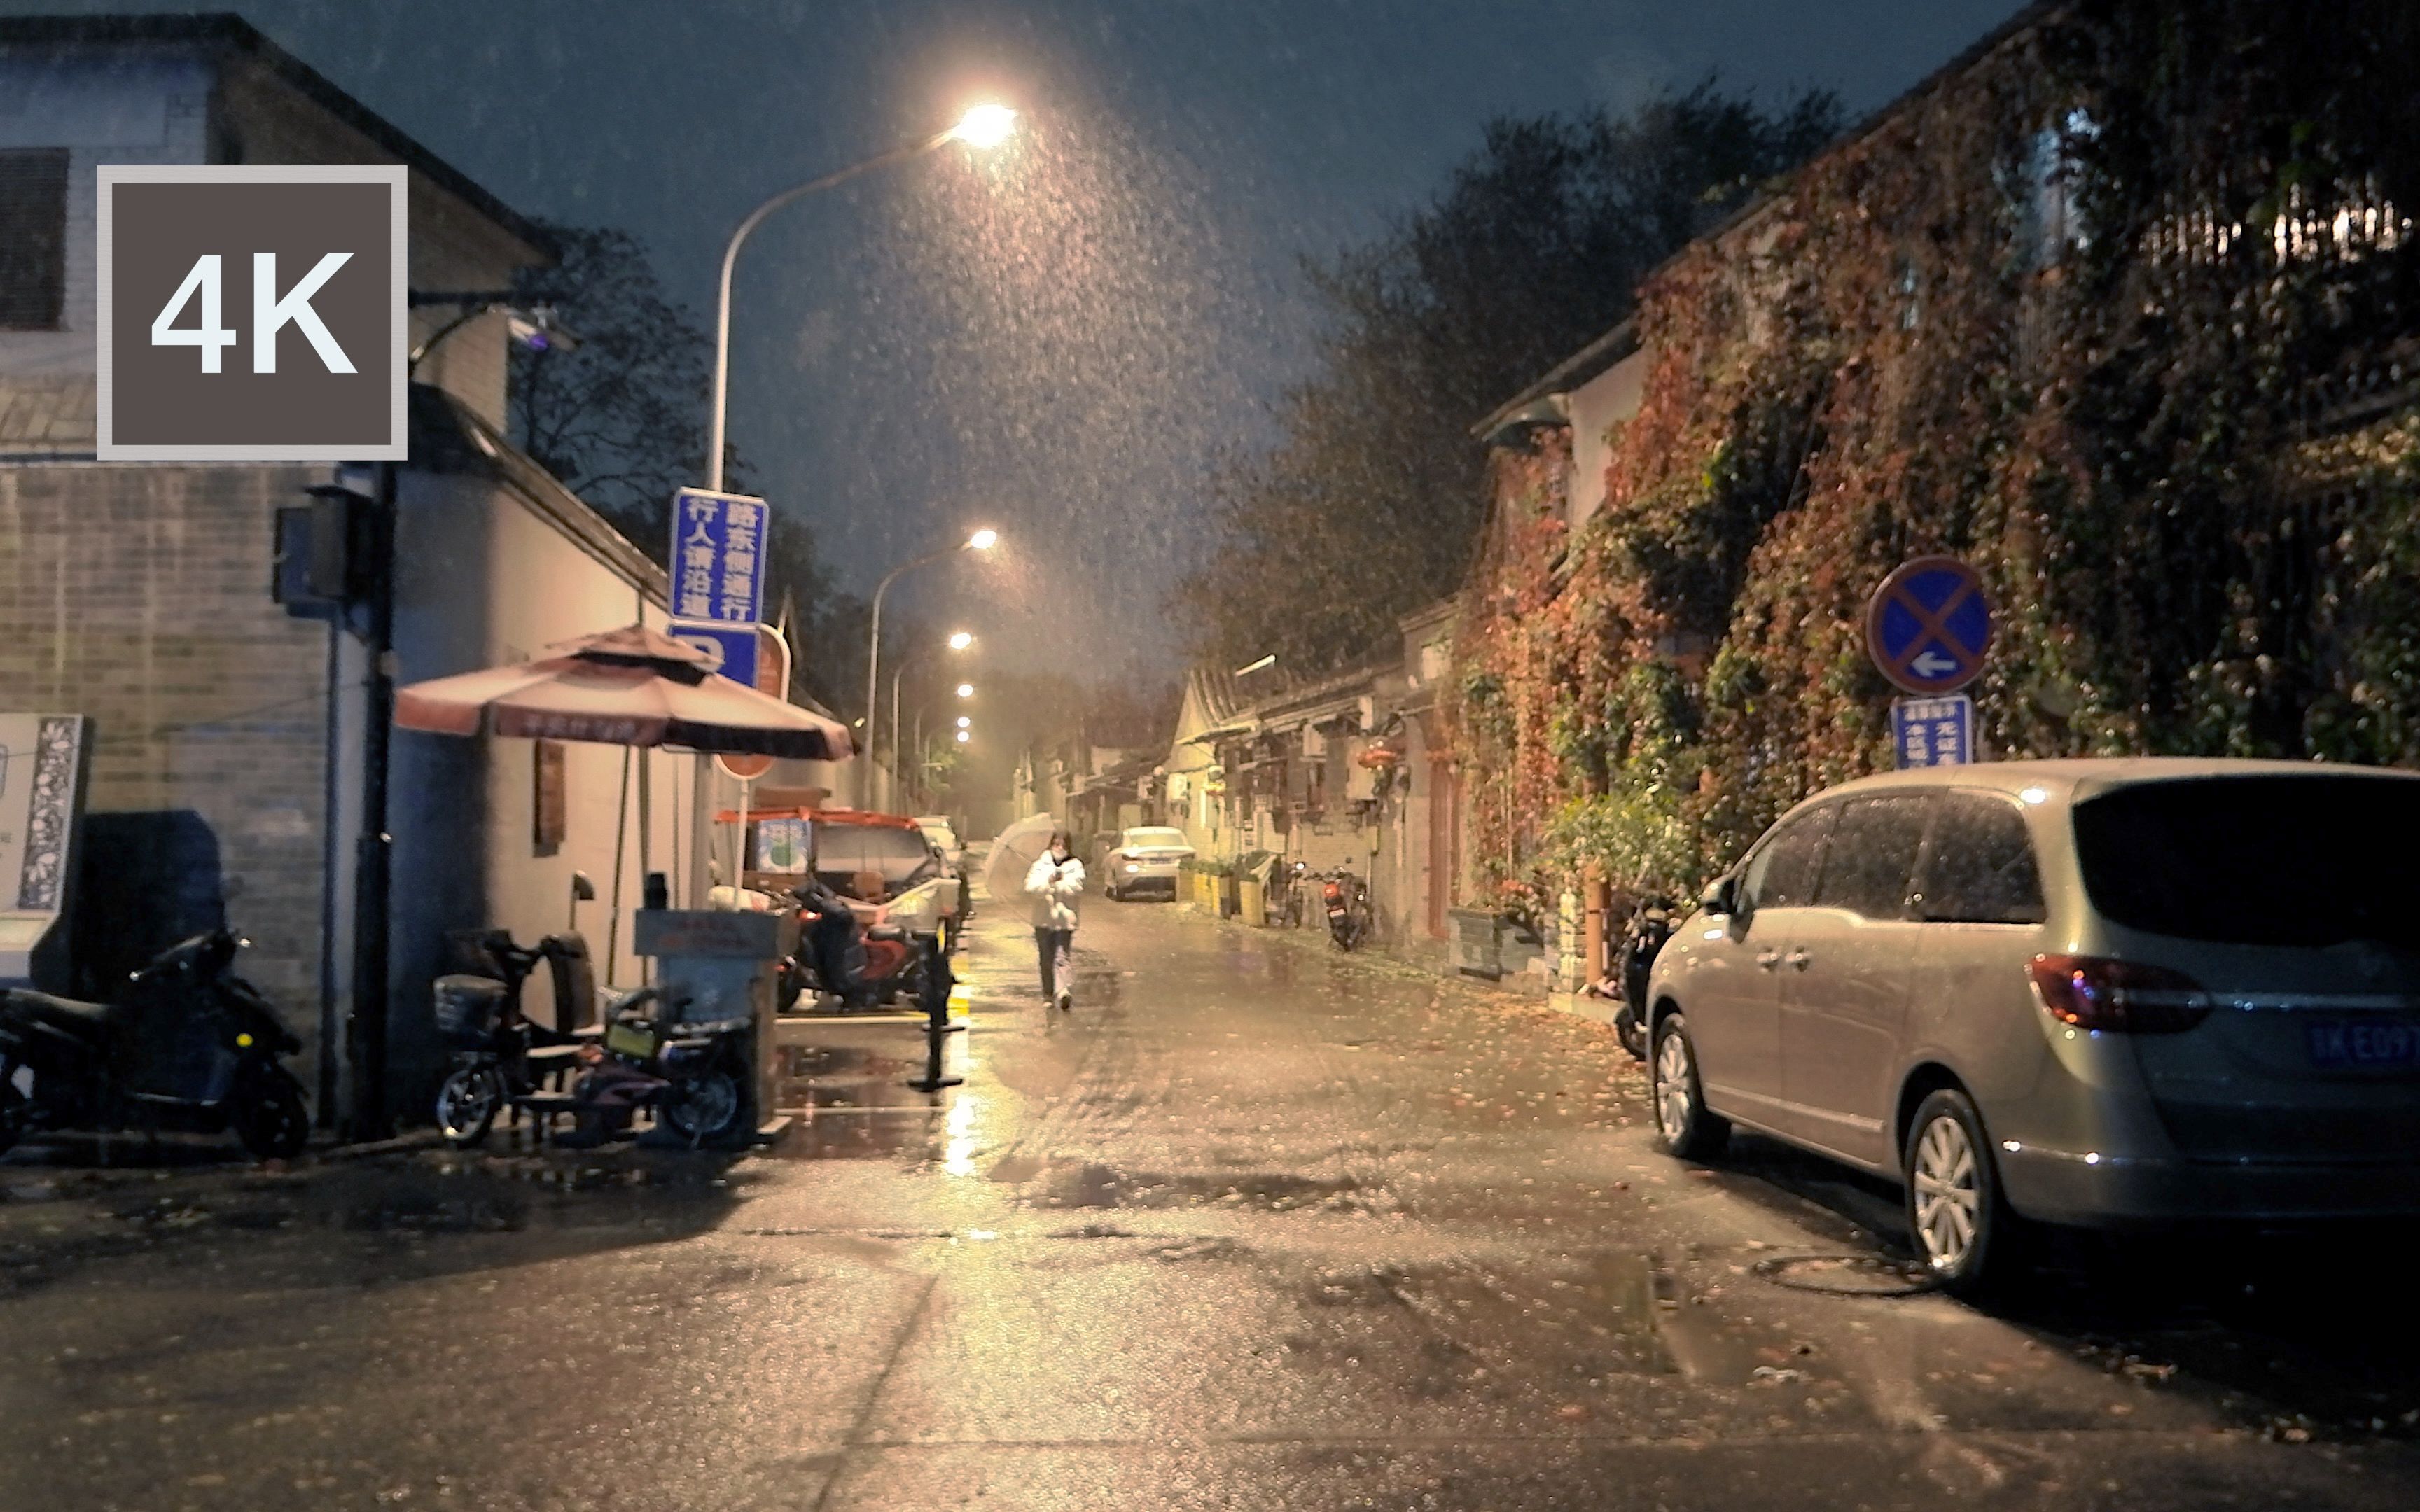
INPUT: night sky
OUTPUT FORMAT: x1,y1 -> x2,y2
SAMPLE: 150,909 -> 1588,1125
13,0 -> 2023,671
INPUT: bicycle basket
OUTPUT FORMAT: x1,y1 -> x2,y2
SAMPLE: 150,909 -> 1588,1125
432,974 -> 506,1045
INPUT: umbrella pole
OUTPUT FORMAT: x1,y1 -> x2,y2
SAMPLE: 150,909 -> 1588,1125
737,777 -> 753,896
606,746 -> 631,987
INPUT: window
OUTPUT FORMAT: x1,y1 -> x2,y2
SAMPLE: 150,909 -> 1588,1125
814,822 -> 939,894
1741,804 -> 1836,912
1812,794 -> 1931,919
0,148 -> 70,330
2073,776 -> 2420,947
1914,793 -> 2044,923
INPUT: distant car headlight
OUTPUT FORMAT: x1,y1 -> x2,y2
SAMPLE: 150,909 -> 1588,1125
1123,863 -> 1141,874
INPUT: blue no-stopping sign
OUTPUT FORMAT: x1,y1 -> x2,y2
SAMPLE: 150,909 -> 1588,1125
1866,556 -> 1991,695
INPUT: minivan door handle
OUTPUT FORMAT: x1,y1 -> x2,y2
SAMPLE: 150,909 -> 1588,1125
1755,950 -> 1781,972
1784,950 -> 1811,971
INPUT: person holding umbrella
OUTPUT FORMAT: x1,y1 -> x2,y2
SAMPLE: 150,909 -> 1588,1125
1023,830 -> 1085,1012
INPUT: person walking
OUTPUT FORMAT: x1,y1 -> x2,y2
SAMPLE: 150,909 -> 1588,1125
1024,830 -> 1085,1012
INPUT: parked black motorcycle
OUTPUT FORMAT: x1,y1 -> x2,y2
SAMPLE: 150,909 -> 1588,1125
0,930 -> 310,1161
1322,866 -> 1373,951
777,876 -> 943,1014
1611,895 -> 1677,1060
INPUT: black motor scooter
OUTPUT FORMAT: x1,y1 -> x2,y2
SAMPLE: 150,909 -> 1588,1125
0,930 -> 310,1161
1612,895 -> 1676,1061
1322,866 -> 1372,951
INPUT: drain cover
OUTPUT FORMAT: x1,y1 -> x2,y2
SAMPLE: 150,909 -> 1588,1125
1751,1252 -> 1943,1297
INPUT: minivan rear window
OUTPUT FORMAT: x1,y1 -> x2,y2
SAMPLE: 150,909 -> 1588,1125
2071,776 -> 2420,947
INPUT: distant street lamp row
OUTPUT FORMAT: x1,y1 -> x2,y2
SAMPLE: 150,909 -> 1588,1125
695,99 -> 1020,808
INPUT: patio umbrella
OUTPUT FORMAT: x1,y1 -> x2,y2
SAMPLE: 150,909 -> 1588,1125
983,813 -> 1062,909
394,624 -> 855,761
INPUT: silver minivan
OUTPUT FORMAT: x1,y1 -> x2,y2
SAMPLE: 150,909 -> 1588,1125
1645,758 -> 2420,1295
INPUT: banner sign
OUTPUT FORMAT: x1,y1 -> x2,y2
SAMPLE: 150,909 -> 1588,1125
669,488 -> 770,625
97,166 -> 406,461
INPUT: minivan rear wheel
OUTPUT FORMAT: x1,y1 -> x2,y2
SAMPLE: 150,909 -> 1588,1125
1651,1013 -> 1730,1161
1903,1088 -> 2025,1298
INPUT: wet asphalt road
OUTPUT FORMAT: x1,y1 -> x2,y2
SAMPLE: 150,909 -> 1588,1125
6,881 -> 2420,1511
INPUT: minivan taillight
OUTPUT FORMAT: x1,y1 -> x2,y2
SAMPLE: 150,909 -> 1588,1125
2026,955 -> 2213,1033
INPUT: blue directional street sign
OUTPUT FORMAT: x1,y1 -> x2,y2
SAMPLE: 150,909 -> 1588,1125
667,486 -> 770,625
1865,555 -> 1992,695
1892,694 -> 1975,769
667,620 -> 758,689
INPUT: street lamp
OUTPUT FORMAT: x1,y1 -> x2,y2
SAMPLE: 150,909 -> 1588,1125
956,715 -> 972,729
866,531 -> 997,808
956,729 -> 973,743
704,107 -> 1017,492
914,682 -> 979,799
891,630 -> 975,809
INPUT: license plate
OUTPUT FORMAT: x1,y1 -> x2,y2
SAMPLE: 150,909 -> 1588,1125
2306,1018 -> 2420,1069
1328,906 -> 1346,918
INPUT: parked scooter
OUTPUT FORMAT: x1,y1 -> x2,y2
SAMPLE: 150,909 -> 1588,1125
1321,866 -> 1373,951
431,932 -> 588,1146
1274,859 -> 1310,930
778,876 -> 943,1014
587,988 -> 753,1144
1611,894 -> 1677,1061
0,929 -> 310,1161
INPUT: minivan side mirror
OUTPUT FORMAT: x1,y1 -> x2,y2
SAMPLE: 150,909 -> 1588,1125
1699,876 -> 1737,916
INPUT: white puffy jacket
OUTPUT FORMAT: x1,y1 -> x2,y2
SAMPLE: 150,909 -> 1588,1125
1024,853 -> 1085,930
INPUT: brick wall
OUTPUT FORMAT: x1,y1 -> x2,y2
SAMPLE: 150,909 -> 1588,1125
0,462 -> 331,1040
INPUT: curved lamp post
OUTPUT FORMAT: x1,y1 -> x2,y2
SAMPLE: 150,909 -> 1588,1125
705,105 -> 1016,491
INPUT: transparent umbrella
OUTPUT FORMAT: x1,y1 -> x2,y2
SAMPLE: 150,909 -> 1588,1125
983,813 -> 1062,910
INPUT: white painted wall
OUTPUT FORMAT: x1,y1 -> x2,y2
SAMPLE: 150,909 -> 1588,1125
1566,346 -> 1651,530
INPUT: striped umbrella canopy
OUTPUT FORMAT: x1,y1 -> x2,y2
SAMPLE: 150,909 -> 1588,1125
394,624 -> 855,762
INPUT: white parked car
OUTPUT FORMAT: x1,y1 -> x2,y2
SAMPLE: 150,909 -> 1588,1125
915,815 -> 964,872
1104,826 -> 1195,901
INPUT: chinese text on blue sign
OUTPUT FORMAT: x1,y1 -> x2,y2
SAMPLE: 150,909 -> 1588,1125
1892,695 -> 1973,769
669,488 -> 769,624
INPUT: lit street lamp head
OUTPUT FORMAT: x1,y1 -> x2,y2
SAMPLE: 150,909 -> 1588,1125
956,682 -> 974,698
955,729 -> 972,743
966,528 -> 1000,551
947,631 -> 975,651
956,715 -> 972,729
948,104 -> 1017,150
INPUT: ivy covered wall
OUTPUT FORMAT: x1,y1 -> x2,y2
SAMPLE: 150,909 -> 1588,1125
1449,0 -> 2420,905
